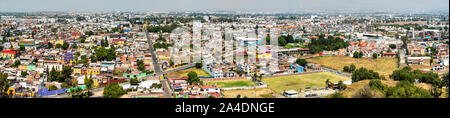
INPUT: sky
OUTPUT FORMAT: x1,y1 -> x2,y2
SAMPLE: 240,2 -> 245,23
0,0 -> 448,12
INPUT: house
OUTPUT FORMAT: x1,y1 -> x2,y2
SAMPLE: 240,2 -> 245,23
306,63 -> 322,71
407,57 -> 431,65
112,39 -> 125,46
290,65 -> 304,73
43,60 -> 63,71
199,85 -> 221,93
1,50 -> 16,59
432,64 -> 446,71
408,43 -> 426,55
383,52 -> 397,57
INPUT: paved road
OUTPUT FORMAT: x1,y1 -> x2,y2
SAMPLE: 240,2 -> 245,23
144,29 -> 163,76
160,80 -> 172,98
399,48 -> 407,67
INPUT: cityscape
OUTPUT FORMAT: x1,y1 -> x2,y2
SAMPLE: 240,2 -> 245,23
0,0 -> 448,99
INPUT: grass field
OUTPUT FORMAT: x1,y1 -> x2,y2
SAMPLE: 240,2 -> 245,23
306,56 -> 399,78
165,68 -> 211,77
222,88 -> 276,98
262,72 -> 351,93
205,80 -> 257,88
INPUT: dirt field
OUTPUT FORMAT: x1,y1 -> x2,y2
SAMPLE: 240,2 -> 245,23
306,56 -> 399,78
262,72 -> 351,93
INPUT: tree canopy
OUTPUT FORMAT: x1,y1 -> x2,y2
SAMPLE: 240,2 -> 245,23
392,67 -> 441,87
368,79 -> 433,98
94,46 -> 116,61
295,59 -> 307,67
351,67 -> 380,82
103,83 -> 126,98
308,34 -> 349,54
187,71 -> 202,85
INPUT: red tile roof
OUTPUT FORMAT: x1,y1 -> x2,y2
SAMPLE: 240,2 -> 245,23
112,39 -> 125,42
1,50 -> 16,54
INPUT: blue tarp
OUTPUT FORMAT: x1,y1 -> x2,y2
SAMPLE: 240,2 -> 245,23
38,88 -> 67,96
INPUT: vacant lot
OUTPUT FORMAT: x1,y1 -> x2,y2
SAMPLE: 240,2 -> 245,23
166,68 -> 211,77
222,88 -> 276,98
306,56 -> 399,78
338,80 -> 435,98
262,72 -> 351,93
205,80 -> 257,88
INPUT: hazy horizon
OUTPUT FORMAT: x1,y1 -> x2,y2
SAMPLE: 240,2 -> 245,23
0,0 -> 448,12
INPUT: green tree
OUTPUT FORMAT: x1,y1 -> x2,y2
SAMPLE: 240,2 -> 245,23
278,36 -> 287,46
187,71 -> 202,85
48,67 -> 59,82
20,45 -> 25,51
385,81 -> 433,98
103,83 -> 126,98
295,59 -> 307,67
372,53 -> 378,59
61,42 -> 69,50
389,44 -> 397,49
130,78 -> 140,85
49,85 -> 58,91
337,80 -> 347,90
195,63 -> 203,69
325,79 -> 331,88
0,72 -> 11,96
12,60 -> 21,67
351,67 -> 380,82
94,46 -> 116,61
137,59 -> 145,71
21,71 -> 28,77
353,52 -> 360,58
343,66 -> 350,72
430,86 -> 442,98
84,73 -> 94,89
60,66 -> 73,82
369,79 -> 388,93
90,55 -> 97,63
442,73 -> 449,88
350,64 -> 356,72
33,58 -> 38,63
47,42 -> 53,49
55,44 -> 62,49
61,83 -> 70,89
